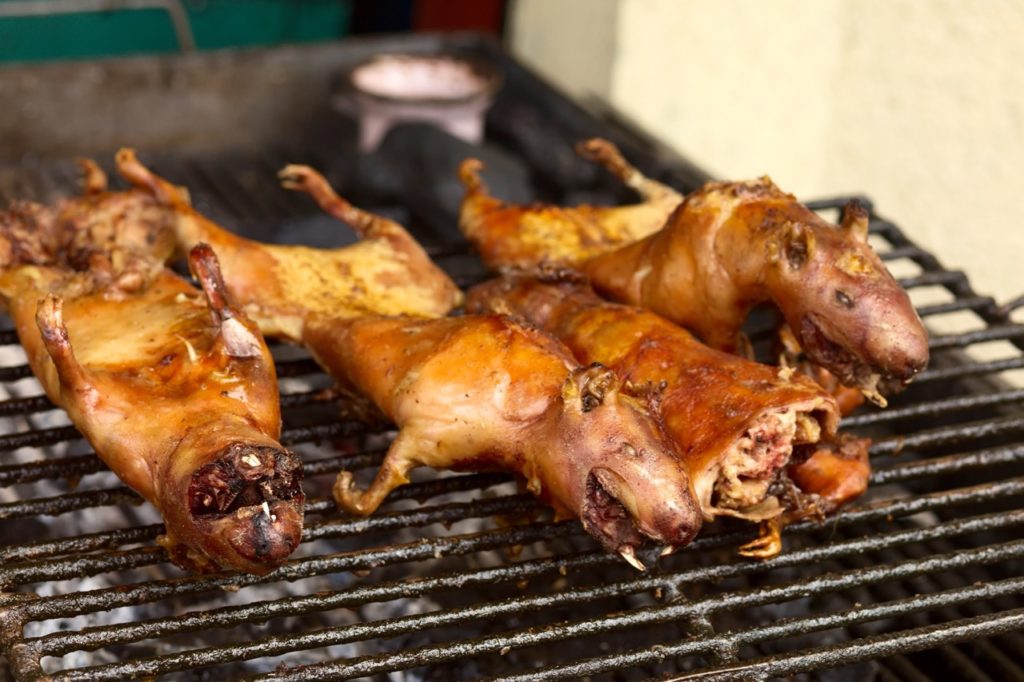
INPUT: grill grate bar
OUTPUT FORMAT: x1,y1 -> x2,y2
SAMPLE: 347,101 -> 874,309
915,296 -> 998,318
871,444 -> 1024,485
24,475 -> 1024,658
842,388 -> 1024,428
490,589 -> 1024,682
879,245 -> 929,262
928,324 -> 1024,351
0,453 -> 107,487
868,414 -> 1024,456
9,473 -> 1021,625
805,196 -> 874,212
246,536 -> 1024,682
898,270 -> 968,290
27,509 -> 1024,680
0,426 -> 83,452
299,487 -> 528,542
915,355 -> 1024,383
666,609 -> 1024,682
0,488 -> 142,522
0,394 -> 53,417
0,477 -> 518,586
0,364 -> 33,382
0,524 -> 162,564
6,406 -> 1019,525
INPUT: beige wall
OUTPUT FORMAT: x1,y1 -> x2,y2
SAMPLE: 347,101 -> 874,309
509,0 -> 620,98
510,0 -> 1024,305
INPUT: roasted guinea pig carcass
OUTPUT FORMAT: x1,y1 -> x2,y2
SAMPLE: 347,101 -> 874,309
583,181 -> 929,405
0,235 -> 302,575
303,313 -> 702,569
458,139 -> 682,268
114,149 -> 462,340
0,158 -> 177,271
458,167 -> 928,406
466,273 -> 870,558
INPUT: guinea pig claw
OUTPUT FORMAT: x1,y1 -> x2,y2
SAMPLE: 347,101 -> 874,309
619,545 -> 647,571
861,387 -> 887,408
738,518 -> 783,559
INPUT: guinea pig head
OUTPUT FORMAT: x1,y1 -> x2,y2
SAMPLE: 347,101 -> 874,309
767,202 -> 929,401
539,363 -> 702,568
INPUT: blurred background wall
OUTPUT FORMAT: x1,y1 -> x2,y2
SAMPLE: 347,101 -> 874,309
511,0 -> 1024,304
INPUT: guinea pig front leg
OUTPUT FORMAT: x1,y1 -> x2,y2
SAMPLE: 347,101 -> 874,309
333,431 -> 422,516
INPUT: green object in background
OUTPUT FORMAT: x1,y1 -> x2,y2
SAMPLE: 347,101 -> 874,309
0,0 -> 352,63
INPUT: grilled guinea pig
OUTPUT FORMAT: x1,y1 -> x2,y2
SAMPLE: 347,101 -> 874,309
0,239 -> 302,575
303,313 -> 703,569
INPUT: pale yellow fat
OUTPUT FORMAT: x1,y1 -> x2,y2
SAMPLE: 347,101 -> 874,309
266,241 -> 450,327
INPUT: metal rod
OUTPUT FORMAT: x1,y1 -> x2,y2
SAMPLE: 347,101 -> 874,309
28,473 -> 1019,655
35,512 -> 1024,680
0,0 -> 196,52
248,539 -> 1024,682
495,595 -> 1024,682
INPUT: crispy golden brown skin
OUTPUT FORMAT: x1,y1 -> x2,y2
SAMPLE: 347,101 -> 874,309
0,158 -> 177,273
303,313 -> 702,568
787,435 -> 871,516
458,139 -> 682,268
468,274 -> 846,530
114,149 -> 462,340
0,242 -> 302,575
467,274 -> 876,558
581,179 -> 929,404
777,323 -> 866,416
457,153 -> 926,404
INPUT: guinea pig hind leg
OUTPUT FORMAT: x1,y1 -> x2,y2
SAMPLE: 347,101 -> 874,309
333,432 -> 420,516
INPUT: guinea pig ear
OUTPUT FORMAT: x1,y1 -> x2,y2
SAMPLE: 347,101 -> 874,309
564,363 -> 620,412
781,222 -> 815,270
840,200 -> 870,242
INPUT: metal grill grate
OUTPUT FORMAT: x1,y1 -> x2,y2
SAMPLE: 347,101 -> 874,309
1,39 -> 1024,682
0,158 -> 1021,682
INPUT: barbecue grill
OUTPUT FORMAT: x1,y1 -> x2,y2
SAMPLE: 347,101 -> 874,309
1,33 -> 1023,682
